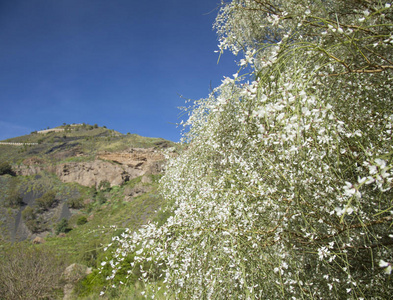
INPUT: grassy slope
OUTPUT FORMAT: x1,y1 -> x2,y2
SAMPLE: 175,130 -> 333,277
42,175 -> 167,299
0,173 -> 167,298
42,176 -> 164,264
0,125 -> 174,298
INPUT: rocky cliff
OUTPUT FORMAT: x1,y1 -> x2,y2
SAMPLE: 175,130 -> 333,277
15,148 -> 166,188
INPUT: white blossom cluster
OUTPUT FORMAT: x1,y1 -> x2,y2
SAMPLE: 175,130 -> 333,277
102,1 -> 393,298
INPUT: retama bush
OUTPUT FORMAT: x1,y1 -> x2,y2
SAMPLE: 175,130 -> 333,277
101,1 -> 393,299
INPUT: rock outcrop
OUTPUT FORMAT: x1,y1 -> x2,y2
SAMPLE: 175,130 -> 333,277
32,236 -> 45,244
14,148 -> 166,188
56,160 -> 142,187
62,263 -> 92,300
124,181 -> 153,201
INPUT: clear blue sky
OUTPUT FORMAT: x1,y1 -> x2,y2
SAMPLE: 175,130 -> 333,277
0,0 -> 238,142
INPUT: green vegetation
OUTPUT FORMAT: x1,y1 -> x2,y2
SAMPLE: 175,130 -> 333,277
4,190 -> 23,208
0,242 -> 68,299
55,218 -> 70,235
67,196 -> 85,209
0,162 -> 14,176
1,176 -> 23,208
36,190 -> 56,210
22,206 -> 44,233
0,173 -> 165,297
98,180 -> 111,191
0,121 -> 176,297
76,215 -> 88,226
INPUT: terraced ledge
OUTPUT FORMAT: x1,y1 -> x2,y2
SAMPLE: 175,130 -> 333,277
0,142 -> 38,146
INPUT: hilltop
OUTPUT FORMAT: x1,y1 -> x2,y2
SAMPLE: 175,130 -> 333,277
0,123 -> 174,163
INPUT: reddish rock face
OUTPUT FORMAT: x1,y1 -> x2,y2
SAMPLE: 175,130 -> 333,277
55,160 -> 143,188
97,148 -> 165,168
15,148 -> 166,188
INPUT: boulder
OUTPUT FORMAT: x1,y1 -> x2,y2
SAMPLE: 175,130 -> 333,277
124,183 -> 152,200
62,263 -> 92,300
62,263 -> 92,283
32,236 -> 45,244
141,175 -> 153,184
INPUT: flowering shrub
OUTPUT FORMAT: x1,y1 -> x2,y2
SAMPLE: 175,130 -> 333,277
102,1 -> 393,298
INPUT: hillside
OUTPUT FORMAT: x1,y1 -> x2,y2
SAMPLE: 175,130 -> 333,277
0,123 -> 173,163
0,123 -> 176,238
0,124 -> 176,299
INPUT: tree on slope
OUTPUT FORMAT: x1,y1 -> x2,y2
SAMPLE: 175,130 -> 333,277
103,1 -> 393,298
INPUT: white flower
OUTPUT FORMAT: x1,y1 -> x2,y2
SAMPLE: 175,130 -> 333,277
357,177 -> 367,185
240,59 -> 247,66
335,206 -> 354,216
375,158 -> 387,169
369,165 -> 378,175
318,246 -> 330,260
379,260 -> 389,267
379,260 -> 392,275
343,182 -> 355,196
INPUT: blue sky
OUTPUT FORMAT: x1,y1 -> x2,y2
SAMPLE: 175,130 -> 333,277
0,0 -> 238,142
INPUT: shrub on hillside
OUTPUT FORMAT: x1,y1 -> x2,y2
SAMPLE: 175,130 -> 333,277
22,206 -> 36,223
0,243 -> 67,299
76,216 -> 88,226
36,191 -> 56,210
96,193 -> 107,205
22,206 -> 47,233
98,180 -> 111,191
4,190 -> 23,208
67,196 -> 85,209
0,162 -> 14,176
55,218 -> 70,235
78,239 -> 102,268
